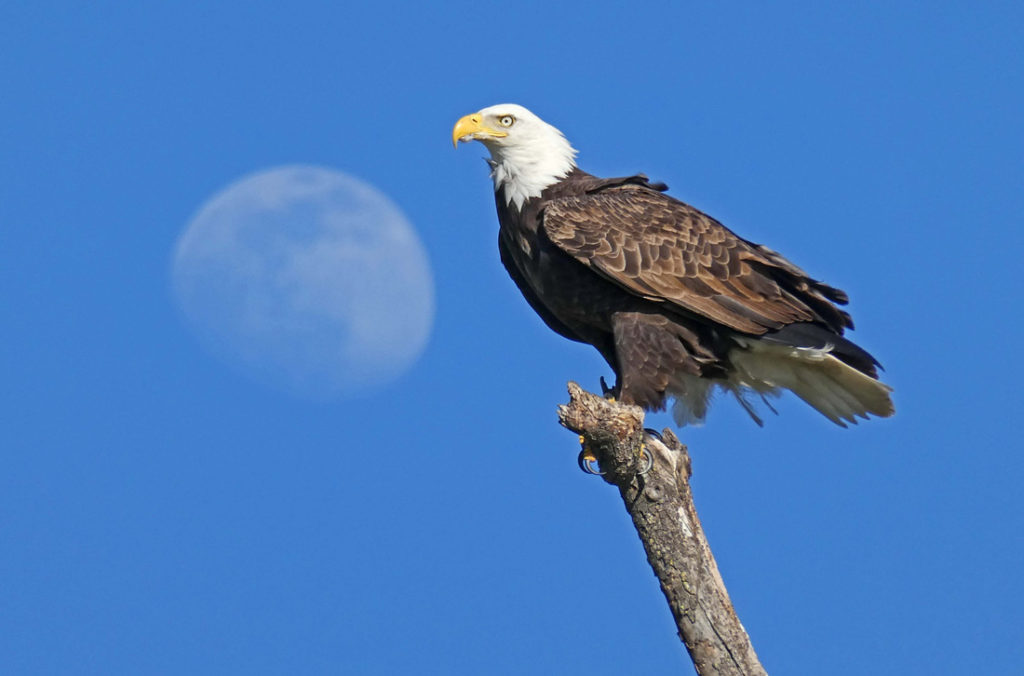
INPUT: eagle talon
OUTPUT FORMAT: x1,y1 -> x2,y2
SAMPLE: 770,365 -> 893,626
578,441 -> 652,476
578,435 -> 603,474
578,449 -> 604,475
644,428 -> 664,443
639,444 -> 654,475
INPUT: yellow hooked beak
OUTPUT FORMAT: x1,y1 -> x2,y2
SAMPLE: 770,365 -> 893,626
452,113 -> 508,148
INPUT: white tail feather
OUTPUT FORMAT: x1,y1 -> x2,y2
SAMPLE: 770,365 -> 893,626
729,342 -> 894,427
666,342 -> 894,427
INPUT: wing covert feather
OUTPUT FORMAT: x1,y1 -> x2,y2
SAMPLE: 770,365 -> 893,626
542,188 -> 847,335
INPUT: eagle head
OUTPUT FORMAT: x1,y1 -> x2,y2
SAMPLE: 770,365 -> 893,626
453,104 -> 578,209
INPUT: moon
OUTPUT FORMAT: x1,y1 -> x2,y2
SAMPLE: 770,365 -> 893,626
171,165 -> 435,399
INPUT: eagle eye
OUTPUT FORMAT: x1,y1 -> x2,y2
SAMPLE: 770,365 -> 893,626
498,115 -> 515,127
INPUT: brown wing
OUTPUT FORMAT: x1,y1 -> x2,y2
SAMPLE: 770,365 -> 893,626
542,185 -> 852,335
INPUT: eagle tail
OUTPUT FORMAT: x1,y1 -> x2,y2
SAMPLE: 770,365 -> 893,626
728,341 -> 894,427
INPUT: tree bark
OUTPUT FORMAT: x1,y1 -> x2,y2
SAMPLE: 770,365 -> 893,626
557,382 -> 768,676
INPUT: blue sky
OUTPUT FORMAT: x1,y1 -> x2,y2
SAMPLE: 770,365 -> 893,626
3,2 -> 1023,674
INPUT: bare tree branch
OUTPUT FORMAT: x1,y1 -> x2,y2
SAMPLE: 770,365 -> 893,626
558,382 -> 768,676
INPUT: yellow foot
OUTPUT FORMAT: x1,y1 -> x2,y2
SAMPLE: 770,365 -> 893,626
578,435 -> 603,474
579,435 -> 597,463
638,441 -> 654,474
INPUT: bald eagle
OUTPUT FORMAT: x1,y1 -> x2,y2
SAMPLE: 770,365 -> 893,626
453,104 -> 893,427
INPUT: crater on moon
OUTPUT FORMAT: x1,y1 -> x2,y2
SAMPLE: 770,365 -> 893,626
171,165 -> 434,399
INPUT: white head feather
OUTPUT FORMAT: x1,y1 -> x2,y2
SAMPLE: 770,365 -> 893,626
457,104 -> 578,209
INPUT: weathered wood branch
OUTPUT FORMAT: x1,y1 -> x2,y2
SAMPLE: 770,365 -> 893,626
557,382 -> 767,676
